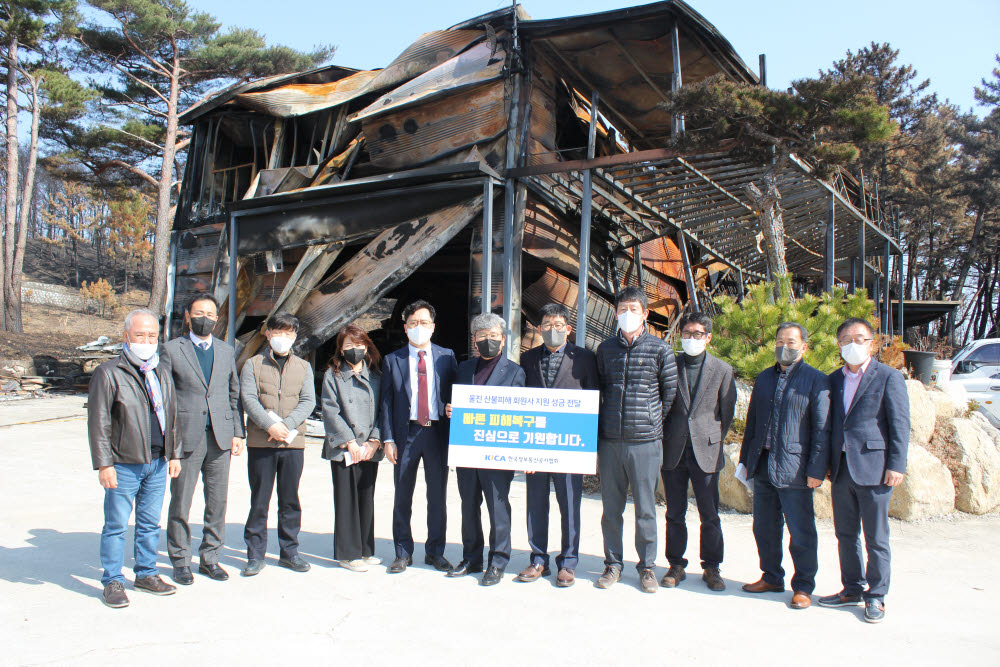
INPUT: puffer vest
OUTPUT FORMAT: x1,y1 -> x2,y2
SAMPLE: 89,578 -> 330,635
246,352 -> 309,449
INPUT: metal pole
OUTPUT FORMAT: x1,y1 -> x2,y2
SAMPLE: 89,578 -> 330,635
678,230 -> 700,313
883,243 -> 891,336
737,268 -> 746,302
858,220 -> 866,295
227,213 -> 239,346
897,251 -> 904,336
824,195 -> 835,292
163,233 -> 178,341
671,21 -> 684,137
482,179 -> 494,315
758,54 -> 767,88
576,89 -> 599,348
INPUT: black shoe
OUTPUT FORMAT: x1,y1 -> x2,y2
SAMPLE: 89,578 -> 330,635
278,555 -> 311,573
242,559 -> 265,577
447,560 -> 484,577
134,575 -> 177,596
199,562 -> 229,581
424,554 -> 454,572
864,599 -> 885,624
172,566 -> 194,586
818,590 -> 864,607
388,555 -> 413,574
102,580 -> 129,608
480,565 -> 504,586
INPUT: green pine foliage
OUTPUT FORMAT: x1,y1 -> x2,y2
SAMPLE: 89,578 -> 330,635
709,275 -> 875,379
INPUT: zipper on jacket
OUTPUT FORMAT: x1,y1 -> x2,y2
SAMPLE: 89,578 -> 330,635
620,340 -> 632,430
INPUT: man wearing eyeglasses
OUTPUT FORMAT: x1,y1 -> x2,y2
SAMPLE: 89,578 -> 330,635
514,303 -> 599,588
818,317 -> 909,624
660,312 -> 737,592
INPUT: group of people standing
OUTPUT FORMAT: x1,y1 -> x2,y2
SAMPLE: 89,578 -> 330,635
88,285 -> 909,625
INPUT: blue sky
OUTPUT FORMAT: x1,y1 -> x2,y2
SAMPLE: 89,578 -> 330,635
195,0 -> 999,114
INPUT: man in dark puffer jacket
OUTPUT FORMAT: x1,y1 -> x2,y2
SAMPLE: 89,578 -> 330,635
595,287 -> 678,594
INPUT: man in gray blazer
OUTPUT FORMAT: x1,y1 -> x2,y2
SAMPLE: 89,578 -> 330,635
163,294 -> 245,584
819,318 -> 909,624
660,312 -> 737,592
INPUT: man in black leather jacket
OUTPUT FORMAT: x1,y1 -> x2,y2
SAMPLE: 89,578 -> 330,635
594,287 -> 678,594
88,308 -> 181,608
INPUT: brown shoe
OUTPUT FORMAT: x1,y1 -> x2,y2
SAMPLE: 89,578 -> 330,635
790,591 -> 812,609
741,577 -> 785,594
556,568 -> 575,588
515,563 -> 550,582
133,575 -> 177,596
639,568 -> 658,594
596,565 -> 622,589
660,565 -> 686,588
702,567 -> 726,592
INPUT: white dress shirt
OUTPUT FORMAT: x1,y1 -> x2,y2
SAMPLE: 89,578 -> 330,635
189,331 -> 213,350
407,343 -> 438,421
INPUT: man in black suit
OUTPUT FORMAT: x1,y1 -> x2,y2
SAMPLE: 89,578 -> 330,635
380,300 -> 457,574
660,312 -> 737,592
514,303 -> 598,588
739,322 -> 830,610
448,312 -> 526,586
818,318 -> 909,624
163,293 -> 245,585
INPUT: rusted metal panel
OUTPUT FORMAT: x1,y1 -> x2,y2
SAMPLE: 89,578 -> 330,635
362,82 -> 508,170
639,236 -> 684,281
234,70 -> 381,117
361,30 -> 484,95
253,166 -> 319,198
293,196 -> 485,352
246,270 -> 293,316
351,40 -> 506,124
521,199 -> 613,293
521,268 -> 616,351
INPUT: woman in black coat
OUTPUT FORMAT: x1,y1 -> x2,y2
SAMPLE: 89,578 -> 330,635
320,324 -> 383,571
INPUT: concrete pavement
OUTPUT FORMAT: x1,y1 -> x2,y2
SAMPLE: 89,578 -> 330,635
1,395 -> 998,665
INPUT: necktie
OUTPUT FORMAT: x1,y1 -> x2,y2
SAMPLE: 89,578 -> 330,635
417,350 -> 430,426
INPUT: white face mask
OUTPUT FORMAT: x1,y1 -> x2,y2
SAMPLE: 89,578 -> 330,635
617,311 -> 643,335
681,338 -> 707,356
129,342 -> 158,361
269,336 -> 294,355
840,342 -> 870,367
406,325 -> 433,346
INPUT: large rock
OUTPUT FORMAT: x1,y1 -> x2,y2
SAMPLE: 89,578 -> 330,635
928,416 -> 1000,514
813,480 -> 833,519
889,444 -> 955,520
718,442 -> 752,514
927,389 -> 963,420
734,379 -> 752,424
907,380 -> 935,446
942,383 -> 970,412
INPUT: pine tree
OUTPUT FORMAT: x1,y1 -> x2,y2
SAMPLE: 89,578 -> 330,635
58,0 -> 334,317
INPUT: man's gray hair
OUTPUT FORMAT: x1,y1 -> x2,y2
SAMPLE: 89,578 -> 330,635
471,312 -> 506,335
776,321 -> 808,343
124,307 -> 158,332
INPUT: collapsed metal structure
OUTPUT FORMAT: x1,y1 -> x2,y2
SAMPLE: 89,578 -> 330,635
166,0 -> 905,366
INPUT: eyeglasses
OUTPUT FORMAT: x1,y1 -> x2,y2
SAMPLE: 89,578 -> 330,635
539,323 -> 567,332
838,336 -> 873,346
680,331 -> 707,340
406,320 -> 433,328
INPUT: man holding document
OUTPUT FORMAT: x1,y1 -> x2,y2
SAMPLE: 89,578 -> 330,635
240,312 -> 316,577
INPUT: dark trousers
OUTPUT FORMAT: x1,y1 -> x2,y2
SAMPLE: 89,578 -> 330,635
662,445 -> 723,569
392,423 -> 448,559
167,430 -> 231,567
525,471 -> 583,570
244,447 -> 304,561
598,439 -> 662,571
832,456 -> 893,600
752,452 -> 818,594
457,467 -> 514,569
331,459 -> 379,561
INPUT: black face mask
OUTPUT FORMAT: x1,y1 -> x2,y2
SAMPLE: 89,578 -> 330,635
343,347 -> 366,365
190,315 -> 216,337
476,338 -> 502,360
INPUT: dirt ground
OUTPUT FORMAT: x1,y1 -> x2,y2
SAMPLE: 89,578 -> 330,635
0,293 -> 149,360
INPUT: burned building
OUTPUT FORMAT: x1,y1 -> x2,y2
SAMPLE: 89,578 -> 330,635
166,0 -> 903,367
